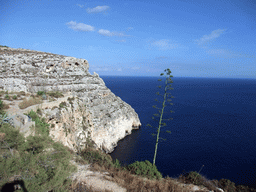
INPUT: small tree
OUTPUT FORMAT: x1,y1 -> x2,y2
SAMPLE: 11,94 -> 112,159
146,68 -> 175,166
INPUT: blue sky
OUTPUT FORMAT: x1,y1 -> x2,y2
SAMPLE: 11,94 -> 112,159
1,0 -> 255,79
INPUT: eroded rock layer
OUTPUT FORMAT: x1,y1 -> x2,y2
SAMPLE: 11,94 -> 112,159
0,46 -> 141,153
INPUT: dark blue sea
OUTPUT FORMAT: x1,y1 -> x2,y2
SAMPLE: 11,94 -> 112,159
100,76 -> 256,188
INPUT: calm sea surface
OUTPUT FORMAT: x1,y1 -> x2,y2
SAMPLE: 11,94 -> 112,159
100,76 -> 256,188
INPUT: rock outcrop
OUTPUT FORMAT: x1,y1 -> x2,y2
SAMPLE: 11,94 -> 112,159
0,46 -> 141,153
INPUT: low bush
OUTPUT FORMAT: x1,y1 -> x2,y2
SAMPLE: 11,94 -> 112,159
0,100 -> 4,111
47,91 -> 64,98
36,108 -> 42,116
12,95 -> 17,100
0,99 -> 9,115
26,110 -> 50,136
18,91 -> 26,96
0,123 -> 25,150
51,106 -> 58,110
0,91 -> 4,97
126,160 -> 162,180
183,171 -> 203,185
218,179 -> 236,192
236,185 -> 256,192
59,101 -> 67,108
37,91 -> 45,96
0,122 -> 77,192
4,94 -> 10,100
67,97 -> 75,104
81,147 -> 113,166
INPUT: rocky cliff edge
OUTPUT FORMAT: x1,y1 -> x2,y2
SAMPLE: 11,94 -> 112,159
0,46 -> 141,153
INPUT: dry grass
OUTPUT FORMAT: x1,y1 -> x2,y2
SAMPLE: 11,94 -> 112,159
47,91 -> 64,98
2,103 -> 9,110
71,147 -> 198,192
68,180 -> 113,192
18,97 -> 43,109
70,145 -> 256,192
89,164 -> 192,192
0,91 -> 5,97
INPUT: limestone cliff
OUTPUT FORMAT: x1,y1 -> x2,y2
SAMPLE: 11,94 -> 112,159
0,46 -> 141,153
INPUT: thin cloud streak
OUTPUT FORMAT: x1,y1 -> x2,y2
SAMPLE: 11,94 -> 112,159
87,6 -> 110,13
207,48 -> 256,58
66,21 -> 94,31
127,27 -> 133,31
151,39 -> 179,50
76,4 -> 85,8
98,29 -> 127,37
195,29 -> 226,46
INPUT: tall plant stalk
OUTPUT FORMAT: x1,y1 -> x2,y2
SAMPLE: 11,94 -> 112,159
147,68 -> 174,166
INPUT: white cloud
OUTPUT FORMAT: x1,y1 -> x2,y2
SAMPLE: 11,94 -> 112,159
98,29 -> 112,36
66,21 -> 94,31
195,29 -> 226,46
151,39 -> 178,50
117,68 -> 122,71
98,29 -> 127,37
87,5 -> 110,13
76,4 -> 85,8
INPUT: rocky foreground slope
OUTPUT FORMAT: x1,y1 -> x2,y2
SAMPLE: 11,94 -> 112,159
0,46 -> 141,153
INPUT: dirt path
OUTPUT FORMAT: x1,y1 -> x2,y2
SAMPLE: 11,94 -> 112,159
4,92 -> 72,116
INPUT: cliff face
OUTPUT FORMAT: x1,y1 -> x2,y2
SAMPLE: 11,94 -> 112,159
0,46 -> 141,153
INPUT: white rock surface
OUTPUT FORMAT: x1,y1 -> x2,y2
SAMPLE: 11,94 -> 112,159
1,46 -> 141,153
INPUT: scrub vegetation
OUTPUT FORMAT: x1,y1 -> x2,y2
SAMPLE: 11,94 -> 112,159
0,104 -> 76,192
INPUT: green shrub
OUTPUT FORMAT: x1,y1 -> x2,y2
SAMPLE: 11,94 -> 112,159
36,108 -> 42,116
51,106 -> 58,110
12,95 -> 17,100
218,179 -> 236,192
0,123 -> 25,150
59,101 -> 67,108
81,147 -> 113,167
37,91 -> 45,96
184,171 -> 203,185
67,97 -> 75,104
4,94 -> 9,100
0,121 -> 77,192
23,135 -> 51,154
126,160 -> 162,180
113,159 -> 121,168
26,110 -> 50,136
0,99 -> 3,111
236,185 -> 256,192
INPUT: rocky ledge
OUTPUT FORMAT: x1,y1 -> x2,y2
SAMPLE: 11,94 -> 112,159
0,46 -> 141,153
